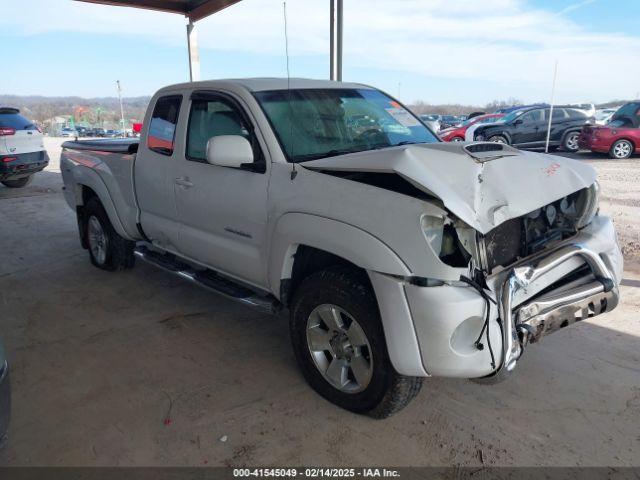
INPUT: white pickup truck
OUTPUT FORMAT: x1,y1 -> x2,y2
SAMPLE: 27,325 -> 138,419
61,78 -> 623,418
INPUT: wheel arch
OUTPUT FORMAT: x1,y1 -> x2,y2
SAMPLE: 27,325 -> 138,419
279,245 -> 428,378
610,137 -> 637,158
613,137 -> 636,149
489,130 -> 511,144
269,213 -> 411,304
71,167 -> 133,241
561,128 -> 582,144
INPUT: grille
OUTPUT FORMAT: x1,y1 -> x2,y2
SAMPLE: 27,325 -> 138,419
481,188 -> 588,272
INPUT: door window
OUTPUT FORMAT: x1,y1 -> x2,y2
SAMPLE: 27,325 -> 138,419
521,109 -> 545,123
552,108 -> 568,119
186,96 -> 252,161
147,95 -> 182,155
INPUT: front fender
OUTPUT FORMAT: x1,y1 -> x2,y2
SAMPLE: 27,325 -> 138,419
268,212 -> 411,295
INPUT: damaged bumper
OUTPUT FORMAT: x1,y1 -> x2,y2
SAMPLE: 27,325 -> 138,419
497,243 -> 619,375
375,215 -> 622,378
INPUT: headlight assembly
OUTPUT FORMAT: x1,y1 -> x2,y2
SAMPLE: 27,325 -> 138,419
576,181 -> 600,229
421,215 -> 472,268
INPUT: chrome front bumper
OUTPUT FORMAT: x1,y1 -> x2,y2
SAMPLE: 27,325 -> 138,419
498,244 -> 619,374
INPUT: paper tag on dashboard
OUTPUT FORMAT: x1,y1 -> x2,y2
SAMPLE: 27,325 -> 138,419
385,108 -> 421,127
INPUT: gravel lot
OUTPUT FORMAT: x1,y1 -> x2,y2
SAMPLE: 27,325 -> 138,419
0,138 -> 638,467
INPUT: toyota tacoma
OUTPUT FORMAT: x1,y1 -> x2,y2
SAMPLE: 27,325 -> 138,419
60,79 -> 622,418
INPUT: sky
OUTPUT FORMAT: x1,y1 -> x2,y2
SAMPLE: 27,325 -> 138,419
1,0 -> 639,105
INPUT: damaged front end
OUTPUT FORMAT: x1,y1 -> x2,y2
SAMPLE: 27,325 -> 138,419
440,182 -> 621,380
302,143 -> 621,379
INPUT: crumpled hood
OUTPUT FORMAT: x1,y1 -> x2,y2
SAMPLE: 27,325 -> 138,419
302,143 -> 597,234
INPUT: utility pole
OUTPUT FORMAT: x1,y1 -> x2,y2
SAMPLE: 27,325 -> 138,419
187,19 -> 201,81
329,0 -> 343,81
545,61 -> 558,154
117,80 -> 126,138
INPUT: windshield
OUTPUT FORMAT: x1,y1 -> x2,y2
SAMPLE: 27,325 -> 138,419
595,110 -> 614,120
500,109 -> 526,123
611,102 -> 640,125
254,88 -> 439,162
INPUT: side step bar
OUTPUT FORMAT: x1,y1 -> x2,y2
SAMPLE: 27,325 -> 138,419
134,246 -> 280,313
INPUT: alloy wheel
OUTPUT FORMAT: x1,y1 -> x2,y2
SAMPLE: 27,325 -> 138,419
306,304 -> 373,393
566,133 -> 579,151
613,141 -> 632,159
87,215 -> 108,265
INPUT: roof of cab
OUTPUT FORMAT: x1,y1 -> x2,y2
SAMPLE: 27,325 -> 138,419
156,77 -> 373,94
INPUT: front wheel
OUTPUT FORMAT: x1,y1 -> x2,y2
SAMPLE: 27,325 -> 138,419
450,136 -> 464,142
289,267 -> 423,418
83,197 -> 135,271
488,135 -> 508,144
1,176 -> 32,188
609,139 -> 634,159
563,132 -> 580,152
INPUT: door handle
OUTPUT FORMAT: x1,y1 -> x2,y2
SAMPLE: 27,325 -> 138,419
174,177 -> 194,188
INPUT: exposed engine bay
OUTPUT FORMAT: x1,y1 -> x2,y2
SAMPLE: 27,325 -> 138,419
476,185 -> 598,273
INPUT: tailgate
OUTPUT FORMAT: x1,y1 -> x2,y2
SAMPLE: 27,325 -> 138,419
6,130 -> 45,155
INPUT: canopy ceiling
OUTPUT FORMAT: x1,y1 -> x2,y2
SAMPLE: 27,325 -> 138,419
74,0 -> 242,22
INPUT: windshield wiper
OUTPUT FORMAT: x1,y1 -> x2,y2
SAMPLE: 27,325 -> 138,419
295,148 -> 366,162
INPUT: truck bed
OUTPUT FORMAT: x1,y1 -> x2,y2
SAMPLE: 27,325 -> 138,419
60,138 -> 141,241
61,138 -> 139,154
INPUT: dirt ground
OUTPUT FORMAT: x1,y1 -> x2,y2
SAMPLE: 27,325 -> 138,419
0,138 -> 638,467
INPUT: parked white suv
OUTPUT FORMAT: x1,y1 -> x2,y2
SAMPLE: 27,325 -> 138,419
0,108 -> 49,188
60,79 -> 622,417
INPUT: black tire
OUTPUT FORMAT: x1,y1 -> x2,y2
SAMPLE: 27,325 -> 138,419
488,135 -> 508,144
451,136 -> 465,142
289,267 -> 422,418
83,197 -> 135,271
609,139 -> 634,159
563,131 -> 580,152
1,176 -> 32,188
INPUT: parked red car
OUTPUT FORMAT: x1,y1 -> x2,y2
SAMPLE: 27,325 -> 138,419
578,102 -> 640,159
439,113 -> 504,142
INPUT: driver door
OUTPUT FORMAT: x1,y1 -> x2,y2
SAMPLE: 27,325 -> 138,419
512,108 -> 546,146
170,91 -> 270,288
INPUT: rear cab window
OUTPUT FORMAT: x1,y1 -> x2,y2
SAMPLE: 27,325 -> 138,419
147,95 -> 182,155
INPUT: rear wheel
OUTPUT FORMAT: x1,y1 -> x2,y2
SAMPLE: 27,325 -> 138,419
1,176 -> 32,188
563,132 -> 580,152
289,267 -> 423,418
451,136 -> 464,142
83,197 -> 135,271
609,139 -> 633,159
488,135 -> 508,144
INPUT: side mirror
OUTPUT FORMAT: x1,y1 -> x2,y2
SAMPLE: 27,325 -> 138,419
206,135 -> 254,168
514,119 -> 523,125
